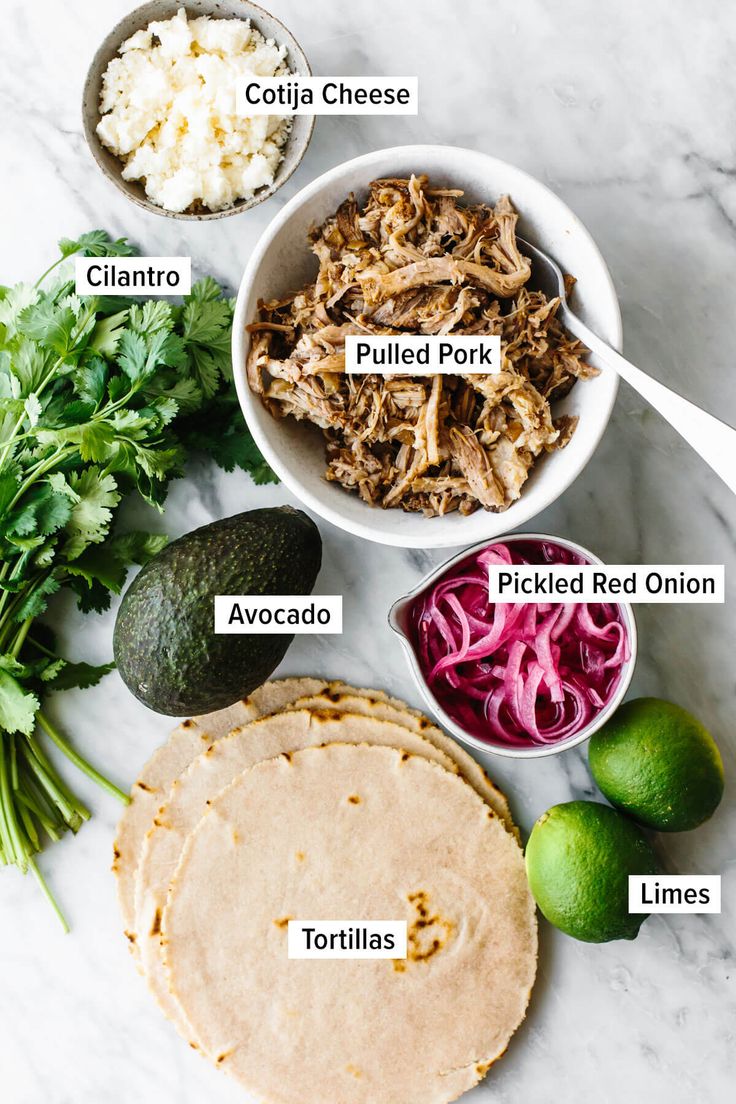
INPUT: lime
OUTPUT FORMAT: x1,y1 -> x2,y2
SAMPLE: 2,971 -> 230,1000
589,698 -> 724,832
525,800 -> 659,942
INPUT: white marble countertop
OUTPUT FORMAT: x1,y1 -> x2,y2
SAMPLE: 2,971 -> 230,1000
1,1 -> 734,1101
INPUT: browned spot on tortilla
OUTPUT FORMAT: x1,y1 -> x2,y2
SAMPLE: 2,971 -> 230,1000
182,719 -> 194,729
135,780 -> 153,793
125,930 -> 137,944
312,708 -> 341,721
327,690 -> 343,703
150,908 -> 162,937
400,752 -> 410,762
153,817 -> 169,829
281,751 -> 292,762
348,794 -> 361,804
476,1060 -> 492,1077
295,851 -> 306,862
392,960 -> 406,972
216,1050 -> 233,1065
345,1064 -> 362,1078
419,718 -> 430,730
189,1041 -> 199,1051
274,915 -> 294,930
404,891 -> 453,964
113,847 -> 121,860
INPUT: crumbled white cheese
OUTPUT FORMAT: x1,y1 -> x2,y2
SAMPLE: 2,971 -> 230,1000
96,7 -> 292,213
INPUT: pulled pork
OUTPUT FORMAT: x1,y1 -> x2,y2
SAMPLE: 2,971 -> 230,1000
247,174 -> 597,517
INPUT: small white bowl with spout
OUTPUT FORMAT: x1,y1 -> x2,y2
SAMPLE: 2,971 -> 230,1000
388,532 -> 638,759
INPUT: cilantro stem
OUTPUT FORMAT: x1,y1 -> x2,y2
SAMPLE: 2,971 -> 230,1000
36,711 -> 129,805
0,751 -> 17,863
27,634 -> 56,658
11,617 -> 32,658
24,736 -> 87,827
34,254 -> 70,289
0,356 -> 67,470
9,734 -> 18,791
7,445 -> 73,512
0,740 -> 27,869
16,788 -> 61,841
28,856 -> 69,933
18,800 -> 39,851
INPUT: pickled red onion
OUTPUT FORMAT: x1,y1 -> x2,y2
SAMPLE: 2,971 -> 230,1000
409,539 -> 630,749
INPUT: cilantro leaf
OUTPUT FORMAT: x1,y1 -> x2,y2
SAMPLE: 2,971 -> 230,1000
13,575 -> 61,623
88,311 -> 128,357
10,339 -> 48,396
117,330 -> 147,383
0,284 -> 40,338
68,574 -> 112,614
24,393 -> 42,427
17,300 -> 77,356
44,659 -> 115,692
188,275 -> 226,303
73,357 -> 108,406
128,300 -> 173,335
58,231 -> 137,259
187,346 -> 225,397
0,669 -> 40,735
108,530 -> 168,564
64,467 -> 120,556
25,484 -> 73,536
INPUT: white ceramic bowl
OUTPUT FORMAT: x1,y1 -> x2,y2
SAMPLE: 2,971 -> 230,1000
388,532 -> 638,759
233,145 -> 621,547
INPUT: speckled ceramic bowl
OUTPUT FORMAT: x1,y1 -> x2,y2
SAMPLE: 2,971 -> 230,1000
82,0 -> 314,220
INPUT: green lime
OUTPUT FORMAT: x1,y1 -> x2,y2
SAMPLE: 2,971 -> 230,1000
589,698 -> 724,832
525,800 -> 659,942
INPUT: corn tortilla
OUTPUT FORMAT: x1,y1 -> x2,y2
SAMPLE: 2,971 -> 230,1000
134,709 -> 461,1032
164,744 -> 537,1104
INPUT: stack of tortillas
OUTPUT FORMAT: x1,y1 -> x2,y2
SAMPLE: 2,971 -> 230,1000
114,678 -> 537,1104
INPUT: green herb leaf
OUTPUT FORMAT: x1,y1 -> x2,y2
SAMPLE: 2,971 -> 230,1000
88,311 -> 128,358
72,357 -> 108,406
64,467 -> 120,556
128,300 -> 173,335
117,330 -> 148,383
58,231 -> 137,259
17,300 -> 77,356
0,669 -> 40,735
107,530 -> 168,565
13,575 -> 61,622
44,659 -> 115,692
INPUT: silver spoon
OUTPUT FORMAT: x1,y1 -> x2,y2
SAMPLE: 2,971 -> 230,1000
518,237 -> 736,495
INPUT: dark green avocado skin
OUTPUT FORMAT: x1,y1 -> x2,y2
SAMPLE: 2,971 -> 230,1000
113,507 -> 322,716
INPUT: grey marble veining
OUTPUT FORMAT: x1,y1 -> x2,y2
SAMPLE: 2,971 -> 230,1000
1,1 -> 734,1102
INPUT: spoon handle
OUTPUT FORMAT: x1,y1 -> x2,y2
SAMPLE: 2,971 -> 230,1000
562,308 -> 736,495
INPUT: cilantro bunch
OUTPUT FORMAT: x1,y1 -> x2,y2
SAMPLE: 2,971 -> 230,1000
0,231 -> 274,926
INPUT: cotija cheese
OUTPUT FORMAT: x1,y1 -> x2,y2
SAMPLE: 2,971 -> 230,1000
96,7 -> 292,213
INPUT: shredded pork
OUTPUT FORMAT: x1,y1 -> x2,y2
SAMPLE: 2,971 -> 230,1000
246,174 -> 597,517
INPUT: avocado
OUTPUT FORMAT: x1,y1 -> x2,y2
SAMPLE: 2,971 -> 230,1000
113,506 -> 322,715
